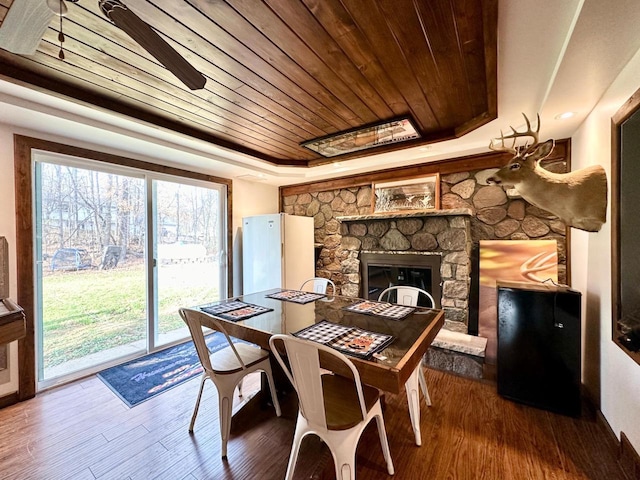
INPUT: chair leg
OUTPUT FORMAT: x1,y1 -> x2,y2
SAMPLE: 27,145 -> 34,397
418,366 -> 432,406
263,365 -> 282,417
405,366 -> 422,446
218,384 -> 235,459
373,405 -> 395,475
189,374 -> 207,433
284,416 -> 305,480
332,443 -> 357,480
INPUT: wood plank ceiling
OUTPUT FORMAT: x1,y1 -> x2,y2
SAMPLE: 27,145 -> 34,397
0,0 -> 497,167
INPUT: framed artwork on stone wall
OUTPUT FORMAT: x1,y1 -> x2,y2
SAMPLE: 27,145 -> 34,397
372,174 -> 440,213
478,239 -> 558,364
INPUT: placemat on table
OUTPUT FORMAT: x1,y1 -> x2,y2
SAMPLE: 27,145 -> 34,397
200,301 -> 273,322
266,289 -> 325,304
293,319 -> 393,358
343,300 -> 414,320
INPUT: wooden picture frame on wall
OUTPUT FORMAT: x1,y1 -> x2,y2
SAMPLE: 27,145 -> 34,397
612,86 -> 640,365
372,174 -> 440,214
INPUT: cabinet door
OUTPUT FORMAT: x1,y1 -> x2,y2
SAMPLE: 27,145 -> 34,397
497,287 -> 581,416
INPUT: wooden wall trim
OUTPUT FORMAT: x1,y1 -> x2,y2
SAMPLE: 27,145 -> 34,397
596,408 -> 640,480
14,135 -> 35,400
611,86 -> 640,366
0,392 -> 19,410
620,432 -> 640,480
13,135 -> 233,401
280,139 -> 569,198
13,135 -> 232,186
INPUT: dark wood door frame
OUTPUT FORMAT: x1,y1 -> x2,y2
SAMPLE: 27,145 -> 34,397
13,135 -> 233,401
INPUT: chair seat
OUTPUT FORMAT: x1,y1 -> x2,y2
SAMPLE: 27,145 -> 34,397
210,343 -> 270,374
321,374 -> 380,430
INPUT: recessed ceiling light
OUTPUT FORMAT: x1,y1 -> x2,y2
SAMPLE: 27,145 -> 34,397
554,111 -> 576,120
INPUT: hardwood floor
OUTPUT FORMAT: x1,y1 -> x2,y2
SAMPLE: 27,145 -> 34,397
0,367 -> 628,480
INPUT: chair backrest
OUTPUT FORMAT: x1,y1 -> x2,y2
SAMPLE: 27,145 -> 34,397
269,334 -> 367,429
378,285 -> 435,308
179,307 -> 247,375
299,277 -> 336,295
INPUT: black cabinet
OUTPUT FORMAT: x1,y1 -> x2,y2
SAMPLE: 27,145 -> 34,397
497,281 -> 581,416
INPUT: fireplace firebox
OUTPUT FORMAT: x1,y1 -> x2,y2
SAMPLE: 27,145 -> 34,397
361,252 -> 442,308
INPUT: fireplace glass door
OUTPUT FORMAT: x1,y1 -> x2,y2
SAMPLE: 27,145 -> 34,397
361,253 -> 441,307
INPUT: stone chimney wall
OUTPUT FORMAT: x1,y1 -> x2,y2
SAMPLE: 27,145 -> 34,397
281,167 -> 568,331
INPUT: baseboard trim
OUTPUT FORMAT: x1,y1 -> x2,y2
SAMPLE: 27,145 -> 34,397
620,432 -> 640,480
595,409 -> 640,480
0,391 -> 19,409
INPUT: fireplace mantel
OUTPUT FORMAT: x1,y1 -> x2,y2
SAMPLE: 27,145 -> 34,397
336,208 -> 473,223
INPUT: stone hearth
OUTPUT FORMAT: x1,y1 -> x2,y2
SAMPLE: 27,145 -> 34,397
337,209 -> 473,333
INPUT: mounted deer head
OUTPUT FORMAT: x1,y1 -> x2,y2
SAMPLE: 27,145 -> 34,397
487,113 -> 607,232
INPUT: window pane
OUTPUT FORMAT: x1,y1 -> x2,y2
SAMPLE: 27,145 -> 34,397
155,180 -> 225,347
37,162 -> 147,381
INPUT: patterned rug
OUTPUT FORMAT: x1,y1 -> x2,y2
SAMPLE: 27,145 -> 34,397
97,332 -> 229,407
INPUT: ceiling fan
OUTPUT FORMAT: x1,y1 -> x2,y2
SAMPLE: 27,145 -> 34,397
0,0 -> 206,90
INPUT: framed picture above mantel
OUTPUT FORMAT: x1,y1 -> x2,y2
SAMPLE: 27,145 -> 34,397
372,174 -> 440,214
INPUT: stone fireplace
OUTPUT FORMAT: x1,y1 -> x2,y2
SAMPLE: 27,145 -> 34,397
337,208 -> 473,333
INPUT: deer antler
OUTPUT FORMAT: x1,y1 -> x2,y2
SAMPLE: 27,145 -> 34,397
489,113 -> 541,155
488,130 -> 518,154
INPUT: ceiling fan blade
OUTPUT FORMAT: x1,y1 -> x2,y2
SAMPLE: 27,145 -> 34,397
99,0 -> 206,90
0,0 -> 55,55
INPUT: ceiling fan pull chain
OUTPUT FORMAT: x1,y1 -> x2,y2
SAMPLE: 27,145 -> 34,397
58,0 -> 65,60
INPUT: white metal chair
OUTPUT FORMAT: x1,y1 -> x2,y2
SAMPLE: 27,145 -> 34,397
299,277 -> 336,295
179,307 -> 281,459
269,334 -> 394,480
378,285 -> 435,446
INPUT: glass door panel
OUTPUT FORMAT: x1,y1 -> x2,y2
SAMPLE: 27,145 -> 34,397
36,161 -> 147,383
154,179 -> 226,348
33,153 -> 229,388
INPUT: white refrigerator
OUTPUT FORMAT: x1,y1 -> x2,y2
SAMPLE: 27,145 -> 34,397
242,213 -> 315,294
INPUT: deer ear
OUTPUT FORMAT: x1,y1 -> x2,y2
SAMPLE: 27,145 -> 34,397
526,139 -> 555,161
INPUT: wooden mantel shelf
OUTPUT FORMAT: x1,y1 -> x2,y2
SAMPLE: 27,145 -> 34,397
0,298 -> 26,345
336,208 -> 473,223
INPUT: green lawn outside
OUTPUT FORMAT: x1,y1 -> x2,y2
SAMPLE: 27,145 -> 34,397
42,263 -> 219,368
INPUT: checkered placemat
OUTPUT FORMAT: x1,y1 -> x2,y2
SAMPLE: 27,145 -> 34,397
293,320 -> 393,358
200,301 -> 273,322
343,300 -> 414,320
266,289 -> 325,304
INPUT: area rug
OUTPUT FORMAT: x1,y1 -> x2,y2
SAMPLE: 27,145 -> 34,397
97,332 -> 232,408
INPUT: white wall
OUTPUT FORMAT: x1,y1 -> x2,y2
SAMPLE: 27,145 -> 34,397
0,123 -> 19,396
0,124 -> 16,298
231,179 -> 279,295
571,47 -> 640,452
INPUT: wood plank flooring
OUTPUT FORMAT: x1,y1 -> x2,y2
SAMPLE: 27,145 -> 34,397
0,367 -> 628,480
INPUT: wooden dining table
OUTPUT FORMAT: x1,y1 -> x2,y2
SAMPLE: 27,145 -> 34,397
196,288 -> 444,395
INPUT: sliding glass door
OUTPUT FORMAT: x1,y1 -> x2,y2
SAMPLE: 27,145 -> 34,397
34,155 -> 227,388
153,179 -> 226,347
